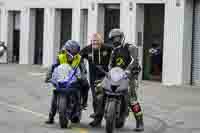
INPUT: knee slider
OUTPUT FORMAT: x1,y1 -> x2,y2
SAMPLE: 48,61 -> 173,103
131,103 -> 141,113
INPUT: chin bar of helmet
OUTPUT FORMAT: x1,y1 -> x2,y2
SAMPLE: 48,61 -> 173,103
66,50 -> 74,59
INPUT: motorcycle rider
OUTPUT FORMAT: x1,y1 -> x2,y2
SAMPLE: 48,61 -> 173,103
108,29 -> 144,131
90,29 -> 144,131
45,40 -> 89,124
79,33 -> 112,120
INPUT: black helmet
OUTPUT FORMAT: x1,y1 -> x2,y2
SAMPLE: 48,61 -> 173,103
108,29 -> 125,47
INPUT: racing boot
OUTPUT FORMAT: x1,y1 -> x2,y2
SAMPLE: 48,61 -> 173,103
89,118 -> 102,127
90,100 -> 97,118
81,95 -> 88,110
134,114 -> 144,132
131,102 -> 144,132
89,113 -> 96,118
45,113 -> 54,124
89,100 -> 104,127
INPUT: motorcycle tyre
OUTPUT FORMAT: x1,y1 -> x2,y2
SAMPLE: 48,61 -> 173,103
58,95 -> 68,128
116,118 -> 126,128
105,101 -> 116,133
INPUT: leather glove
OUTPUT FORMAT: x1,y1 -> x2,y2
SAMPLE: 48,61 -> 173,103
124,70 -> 131,79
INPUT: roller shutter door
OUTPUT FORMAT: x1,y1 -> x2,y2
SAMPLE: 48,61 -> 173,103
192,0 -> 200,85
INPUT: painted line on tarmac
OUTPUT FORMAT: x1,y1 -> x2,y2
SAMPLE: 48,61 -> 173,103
28,72 -> 46,76
0,101 -> 48,119
0,101 -> 88,133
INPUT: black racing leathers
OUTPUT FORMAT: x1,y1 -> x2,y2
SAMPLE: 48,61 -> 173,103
109,43 -> 144,131
109,43 -> 139,72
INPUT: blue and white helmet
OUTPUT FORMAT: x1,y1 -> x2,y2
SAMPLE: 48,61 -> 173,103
62,40 -> 80,60
62,40 -> 80,56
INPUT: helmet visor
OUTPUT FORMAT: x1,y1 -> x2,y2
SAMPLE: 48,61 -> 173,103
66,51 -> 74,61
112,36 -> 121,43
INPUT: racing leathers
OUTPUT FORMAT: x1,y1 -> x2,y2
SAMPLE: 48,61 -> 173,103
110,43 -> 144,131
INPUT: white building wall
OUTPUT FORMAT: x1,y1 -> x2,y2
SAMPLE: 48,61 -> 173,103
117,0 -> 193,85
162,0 -> 193,85
72,0 -> 81,41
81,0 -> 89,9
2,0 -> 79,9
162,0 -> 184,85
0,0 -> 194,85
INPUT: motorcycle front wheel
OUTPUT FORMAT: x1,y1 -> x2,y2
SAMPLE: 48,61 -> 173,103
105,100 -> 116,133
58,95 -> 68,128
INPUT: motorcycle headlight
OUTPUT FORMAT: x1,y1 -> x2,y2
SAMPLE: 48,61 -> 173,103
110,67 -> 124,82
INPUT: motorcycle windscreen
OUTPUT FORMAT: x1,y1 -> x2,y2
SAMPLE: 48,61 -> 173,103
101,76 -> 129,93
51,64 -> 80,89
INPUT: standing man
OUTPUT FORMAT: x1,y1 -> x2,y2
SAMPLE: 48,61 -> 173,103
80,33 -> 112,120
108,29 -> 144,131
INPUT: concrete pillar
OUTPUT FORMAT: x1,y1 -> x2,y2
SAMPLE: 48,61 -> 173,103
72,0 -> 81,42
162,0 -> 193,85
19,8 -> 36,64
120,0 -> 136,42
97,5 -> 105,39
0,9 -> 13,63
87,1 -> 104,43
80,9 -> 88,48
43,8 -> 61,67
88,1 -> 98,44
